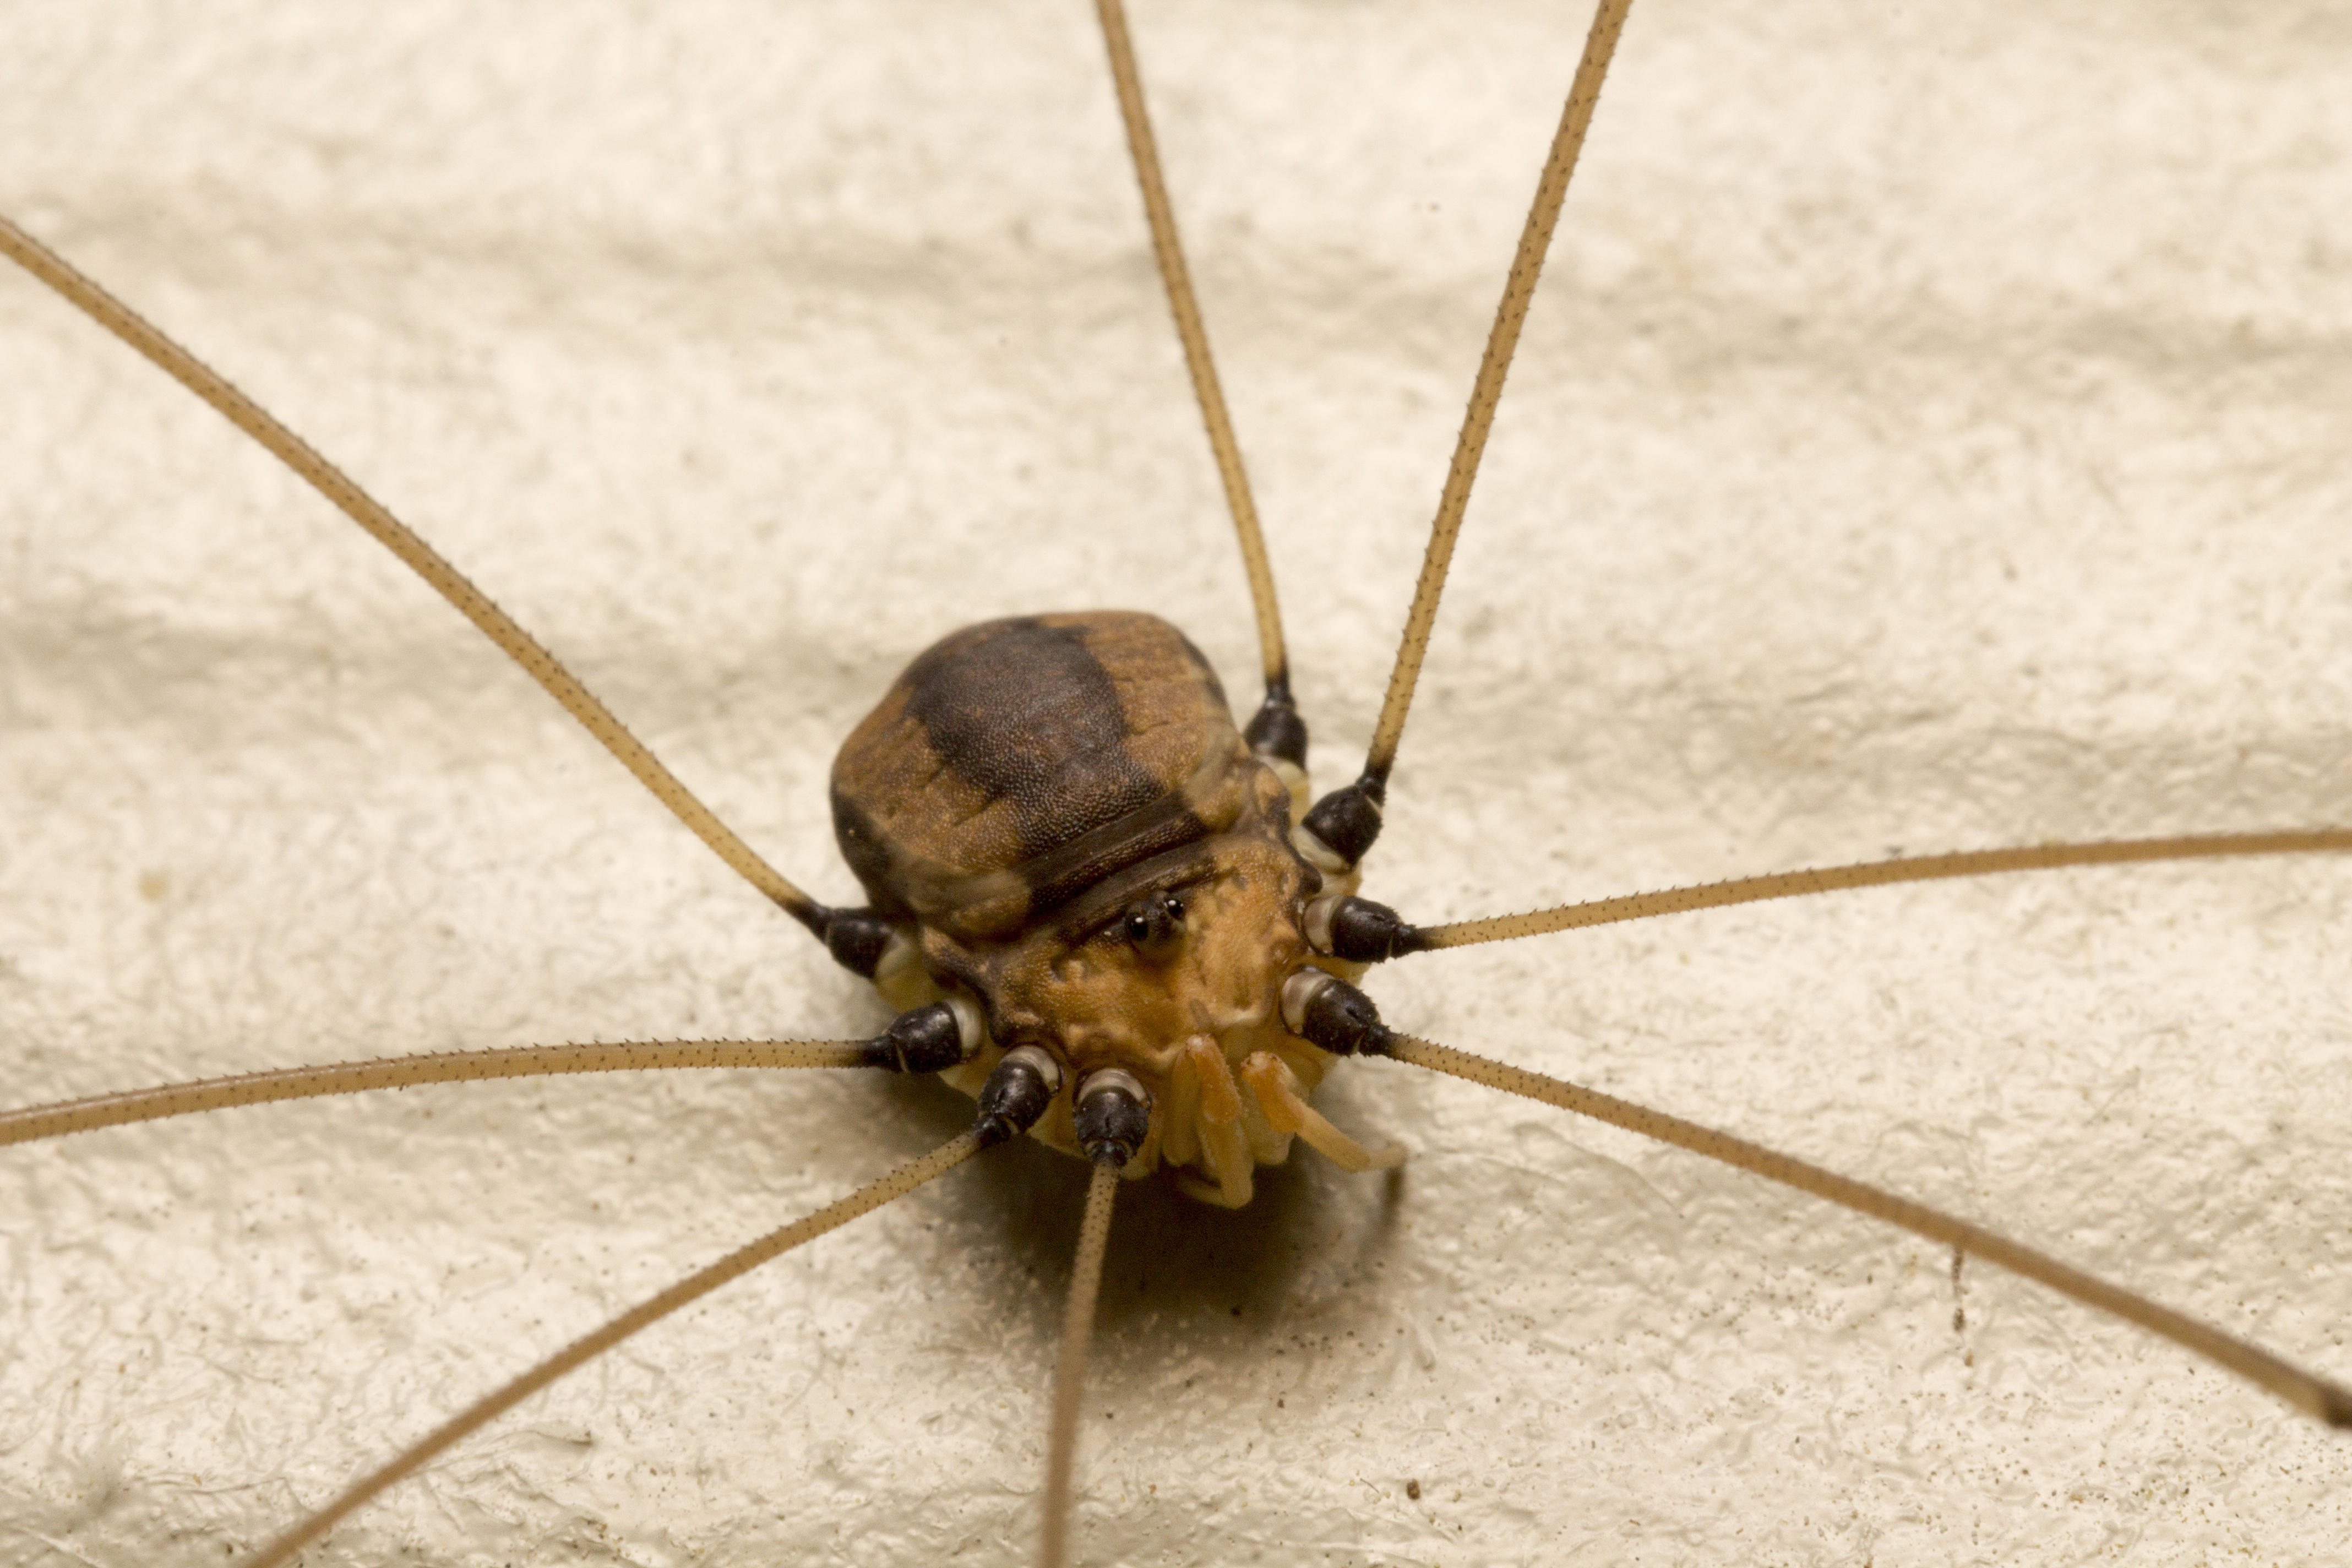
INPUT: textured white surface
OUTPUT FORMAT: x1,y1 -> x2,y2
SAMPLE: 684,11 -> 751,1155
2,1 -> 2349,1564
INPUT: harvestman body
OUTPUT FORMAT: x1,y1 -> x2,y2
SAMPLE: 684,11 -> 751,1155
834,609 -> 1393,1205
2,1 -> 2349,1562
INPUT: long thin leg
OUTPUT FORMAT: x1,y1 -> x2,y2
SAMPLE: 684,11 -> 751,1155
1038,1158 -> 1120,1568
0,1038 -> 859,1145
243,1128 -> 989,1568
1300,0 -> 1636,868
0,214 -> 836,939
1308,827 -> 2352,961
1382,1033 -> 2352,1427
1,999 -> 981,1146
1093,0 -> 1298,754
1367,0 -> 1636,783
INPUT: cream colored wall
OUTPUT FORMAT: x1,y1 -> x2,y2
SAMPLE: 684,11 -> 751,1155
2,2 -> 2347,1562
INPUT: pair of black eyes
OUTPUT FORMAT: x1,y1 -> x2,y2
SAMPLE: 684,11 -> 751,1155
1118,890 -> 1186,957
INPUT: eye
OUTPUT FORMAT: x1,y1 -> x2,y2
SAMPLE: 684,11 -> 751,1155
1116,890 -> 1186,962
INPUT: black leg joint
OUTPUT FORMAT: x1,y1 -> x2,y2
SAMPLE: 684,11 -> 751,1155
859,1001 -> 977,1074
1074,1069 -> 1152,1167
1243,688 -> 1309,769
1281,971 -> 1396,1058
974,1045 -> 1063,1148
1309,895 -> 1427,963
1298,774 -> 1385,868
819,907 -> 896,978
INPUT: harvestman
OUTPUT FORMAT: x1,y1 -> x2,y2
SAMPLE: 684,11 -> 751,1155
3,1 -> 2349,1562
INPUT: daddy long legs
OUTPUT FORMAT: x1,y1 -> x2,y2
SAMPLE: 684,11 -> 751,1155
2,0 -> 2348,1561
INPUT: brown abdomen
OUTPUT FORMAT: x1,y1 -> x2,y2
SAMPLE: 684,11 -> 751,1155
830,612 -> 1248,941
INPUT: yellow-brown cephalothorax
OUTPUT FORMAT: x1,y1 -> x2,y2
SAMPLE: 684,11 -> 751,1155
830,611 -> 1369,1205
